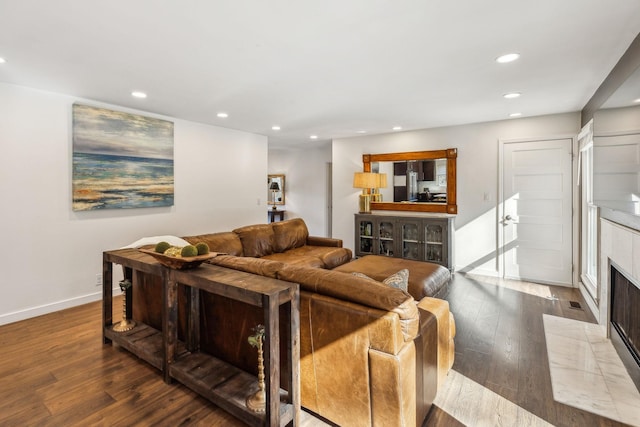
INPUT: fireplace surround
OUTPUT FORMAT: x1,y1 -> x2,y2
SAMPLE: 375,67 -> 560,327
610,264 -> 640,390
595,208 -> 640,393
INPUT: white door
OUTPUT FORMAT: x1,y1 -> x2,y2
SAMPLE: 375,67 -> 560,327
501,138 -> 573,285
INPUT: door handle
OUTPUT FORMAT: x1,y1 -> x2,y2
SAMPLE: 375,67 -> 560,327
503,214 -> 516,226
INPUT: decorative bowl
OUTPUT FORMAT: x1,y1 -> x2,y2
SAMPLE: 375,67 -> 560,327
139,248 -> 219,270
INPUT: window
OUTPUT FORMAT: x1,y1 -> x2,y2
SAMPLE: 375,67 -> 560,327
579,121 -> 598,300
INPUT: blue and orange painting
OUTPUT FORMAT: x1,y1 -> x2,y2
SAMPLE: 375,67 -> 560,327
72,104 -> 174,211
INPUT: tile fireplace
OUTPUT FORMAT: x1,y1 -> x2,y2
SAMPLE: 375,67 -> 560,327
610,264 -> 640,390
596,208 -> 640,393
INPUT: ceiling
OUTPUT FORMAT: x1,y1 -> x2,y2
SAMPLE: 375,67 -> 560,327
1,1 -> 640,149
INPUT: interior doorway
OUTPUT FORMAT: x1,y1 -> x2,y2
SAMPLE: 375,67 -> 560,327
499,137 -> 574,285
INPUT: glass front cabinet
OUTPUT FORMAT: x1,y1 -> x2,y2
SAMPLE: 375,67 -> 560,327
355,214 -> 454,270
356,216 -> 397,257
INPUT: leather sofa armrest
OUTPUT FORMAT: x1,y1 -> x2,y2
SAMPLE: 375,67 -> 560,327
412,304 -> 438,423
416,297 -> 455,388
307,236 -> 343,247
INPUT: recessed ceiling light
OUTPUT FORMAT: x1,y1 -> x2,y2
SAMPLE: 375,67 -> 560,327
633,98 -> 640,103
0,57 -> 6,64
496,53 -> 520,64
509,112 -> 522,117
217,112 -> 228,118
272,125 -> 281,131
392,126 -> 402,131
503,92 -> 521,99
131,91 -> 147,98
356,130 -> 367,134
310,135 -> 318,139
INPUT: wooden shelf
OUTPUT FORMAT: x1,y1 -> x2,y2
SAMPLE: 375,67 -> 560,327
171,351 -> 294,427
104,322 -> 189,372
104,322 -> 164,371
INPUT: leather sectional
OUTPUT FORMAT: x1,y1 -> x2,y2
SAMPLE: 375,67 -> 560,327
132,218 -> 455,426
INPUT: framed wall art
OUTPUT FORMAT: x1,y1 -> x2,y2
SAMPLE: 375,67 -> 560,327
72,104 -> 174,211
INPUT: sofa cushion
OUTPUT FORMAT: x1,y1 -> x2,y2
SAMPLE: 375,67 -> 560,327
277,264 -> 418,341
320,248 -> 353,269
261,252 -> 325,268
281,245 -> 352,269
232,224 -> 275,257
183,232 -> 243,256
207,255 -> 285,279
271,218 -> 309,253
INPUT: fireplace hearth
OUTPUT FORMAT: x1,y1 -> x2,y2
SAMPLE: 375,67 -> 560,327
610,264 -> 640,391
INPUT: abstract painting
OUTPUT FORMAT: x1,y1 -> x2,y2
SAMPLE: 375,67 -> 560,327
72,104 -> 174,211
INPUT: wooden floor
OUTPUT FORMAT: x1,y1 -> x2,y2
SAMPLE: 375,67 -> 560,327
0,273 -> 629,426
425,273 -> 628,427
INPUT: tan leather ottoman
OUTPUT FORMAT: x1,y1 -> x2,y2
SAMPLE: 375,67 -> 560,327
333,255 -> 451,299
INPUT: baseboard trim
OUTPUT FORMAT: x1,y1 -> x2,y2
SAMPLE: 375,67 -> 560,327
0,287 -> 120,326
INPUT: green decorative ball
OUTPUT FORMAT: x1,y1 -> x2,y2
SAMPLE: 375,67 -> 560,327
181,245 -> 198,257
154,241 -> 171,254
195,242 -> 210,255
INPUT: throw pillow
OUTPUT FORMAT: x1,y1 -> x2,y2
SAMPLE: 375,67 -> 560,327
382,269 -> 409,292
352,269 -> 409,292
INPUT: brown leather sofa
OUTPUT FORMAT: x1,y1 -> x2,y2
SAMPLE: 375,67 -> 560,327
132,218 -> 455,426
183,218 -> 353,269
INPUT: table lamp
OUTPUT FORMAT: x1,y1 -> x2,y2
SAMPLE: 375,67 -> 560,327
269,181 -> 280,210
353,172 -> 378,213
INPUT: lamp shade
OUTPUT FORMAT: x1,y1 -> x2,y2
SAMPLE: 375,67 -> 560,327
377,173 -> 388,189
353,172 -> 378,189
269,181 -> 280,191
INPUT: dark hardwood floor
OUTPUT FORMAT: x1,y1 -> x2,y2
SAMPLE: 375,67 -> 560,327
0,297 -> 249,426
0,273 -> 631,426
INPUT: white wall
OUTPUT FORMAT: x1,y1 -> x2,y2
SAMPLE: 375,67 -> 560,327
332,112 -> 580,275
0,82 -> 268,325
593,105 -> 640,215
268,143 -> 332,236
594,105 -> 640,134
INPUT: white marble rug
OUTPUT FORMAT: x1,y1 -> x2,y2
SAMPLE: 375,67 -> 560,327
543,314 -> 640,426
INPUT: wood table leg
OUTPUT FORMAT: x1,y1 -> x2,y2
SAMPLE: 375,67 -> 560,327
264,294 -> 280,427
289,287 -> 300,426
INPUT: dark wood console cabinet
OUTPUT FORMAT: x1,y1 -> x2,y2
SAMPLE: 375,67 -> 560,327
102,248 -> 300,426
355,214 -> 455,270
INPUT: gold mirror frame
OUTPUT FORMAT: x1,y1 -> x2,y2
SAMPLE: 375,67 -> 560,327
267,174 -> 285,206
363,148 -> 457,214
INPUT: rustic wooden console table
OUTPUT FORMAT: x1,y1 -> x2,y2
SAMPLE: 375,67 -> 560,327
102,248 -> 300,426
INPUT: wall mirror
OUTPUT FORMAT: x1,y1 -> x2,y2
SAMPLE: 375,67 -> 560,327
363,148 -> 457,214
267,174 -> 285,206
